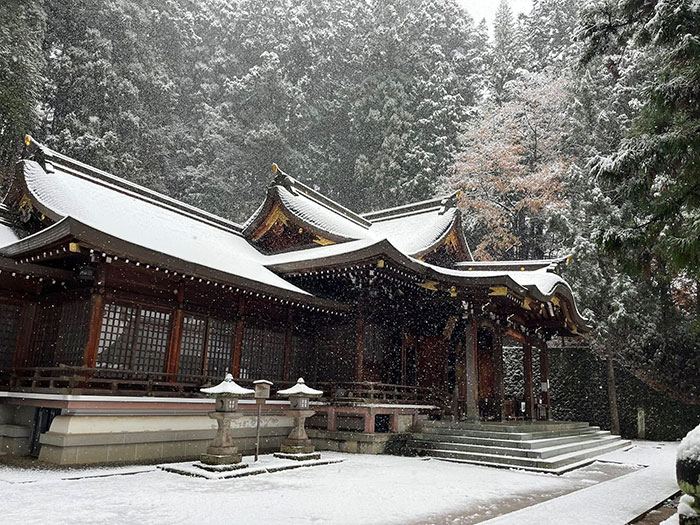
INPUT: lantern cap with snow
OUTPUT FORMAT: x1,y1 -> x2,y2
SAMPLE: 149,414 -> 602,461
278,378 -> 322,410
200,373 -> 254,412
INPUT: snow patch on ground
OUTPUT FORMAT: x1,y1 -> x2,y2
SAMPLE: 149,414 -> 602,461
0,443 -> 677,525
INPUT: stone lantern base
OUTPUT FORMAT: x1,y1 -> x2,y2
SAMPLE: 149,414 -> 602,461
280,443 -> 316,455
200,452 -> 244,466
274,450 -> 321,461
195,458 -> 249,473
273,408 -> 320,460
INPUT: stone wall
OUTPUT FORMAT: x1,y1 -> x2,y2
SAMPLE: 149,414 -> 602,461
548,347 -> 700,441
38,412 -> 294,465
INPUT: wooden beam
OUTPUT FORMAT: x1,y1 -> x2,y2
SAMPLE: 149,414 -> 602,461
354,311 -> 365,382
400,329 -> 407,386
523,341 -> 535,420
493,326 -> 506,421
165,309 -> 184,375
539,340 -> 551,420
282,309 -> 293,381
464,315 -> 479,421
231,296 -> 245,377
165,282 -> 185,376
83,292 -> 105,369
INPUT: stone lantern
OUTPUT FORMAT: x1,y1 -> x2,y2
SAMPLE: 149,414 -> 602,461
198,373 -> 254,468
274,377 -> 323,460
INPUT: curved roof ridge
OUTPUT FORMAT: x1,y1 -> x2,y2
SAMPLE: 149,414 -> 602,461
361,191 -> 460,221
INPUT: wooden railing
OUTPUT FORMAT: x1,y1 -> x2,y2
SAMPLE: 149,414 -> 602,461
0,367 -> 444,407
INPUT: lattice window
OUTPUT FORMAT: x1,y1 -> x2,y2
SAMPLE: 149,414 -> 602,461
96,303 -> 171,374
132,309 -> 171,373
0,303 -> 21,368
33,304 -> 61,367
178,315 -> 207,376
97,303 -> 139,370
289,331 -> 314,381
54,300 -> 91,366
206,319 -> 234,378
240,324 -> 284,380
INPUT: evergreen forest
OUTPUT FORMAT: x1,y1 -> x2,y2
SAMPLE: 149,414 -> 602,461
1,0 -> 698,407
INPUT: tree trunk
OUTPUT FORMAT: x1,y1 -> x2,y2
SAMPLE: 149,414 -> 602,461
605,345 -> 621,435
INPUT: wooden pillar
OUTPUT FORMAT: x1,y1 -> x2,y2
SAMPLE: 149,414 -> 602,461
400,329 -> 407,386
539,340 -> 551,420
390,413 -> 400,433
464,315 -> 479,421
13,301 -> 37,368
282,309 -> 293,381
83,266 -> 107,369
165,282 -> 185,376
523,341 -> 535,420
231,296 -> 245,377
354,308 -> 365,382
363,408 -> 376,433
493,325 -> 506,421
326,406 -> 337,431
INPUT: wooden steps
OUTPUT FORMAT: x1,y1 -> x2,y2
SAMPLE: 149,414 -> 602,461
405,420 -> 631,474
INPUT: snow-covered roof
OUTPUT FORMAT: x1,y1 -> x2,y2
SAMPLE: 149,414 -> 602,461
2,139 -> 587,335
243,170 -> 372,243
0,223 -> 21,248
277,377 -> 323,397
200,373 -> 255,396
264,237 -> 589,332
0,205 -> 23,248
15,159 -> 310,295
0,140 -> 354,310
368,207 -> 460,256
243,172 -> 467,258
276,184 -> 371,240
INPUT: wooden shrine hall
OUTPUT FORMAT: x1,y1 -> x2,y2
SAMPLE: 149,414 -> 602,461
0,137 -> 590,464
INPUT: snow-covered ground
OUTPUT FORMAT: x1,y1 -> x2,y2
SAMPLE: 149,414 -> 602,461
0,442 -> 677,525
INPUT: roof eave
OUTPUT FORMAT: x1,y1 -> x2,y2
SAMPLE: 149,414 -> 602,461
0,216 -> 350,312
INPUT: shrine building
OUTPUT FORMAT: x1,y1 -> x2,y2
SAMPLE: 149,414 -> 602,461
0,136 -> 605,467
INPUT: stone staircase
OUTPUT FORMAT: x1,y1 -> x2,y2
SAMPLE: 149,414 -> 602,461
405,420 -> 631,474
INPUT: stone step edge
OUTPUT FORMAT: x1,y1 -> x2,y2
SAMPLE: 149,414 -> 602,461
411,439 -> 632,469
410,429 -> 606,448
407,435 -> 624,459
422,421 -> 591,432
416,427 -> 602,441
428,454 -> 601,475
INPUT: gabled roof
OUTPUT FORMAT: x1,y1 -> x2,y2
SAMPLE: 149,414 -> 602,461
1,138 -> 348,309
242,169 -> 372,243
243,169 -> 471,259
